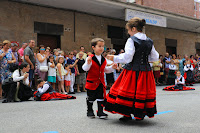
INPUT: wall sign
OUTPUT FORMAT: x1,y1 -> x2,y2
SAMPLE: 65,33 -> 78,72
125,9 -> 167,27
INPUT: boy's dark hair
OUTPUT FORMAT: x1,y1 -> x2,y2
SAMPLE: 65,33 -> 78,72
91,38 -> 105,47
37,79 -> 44,84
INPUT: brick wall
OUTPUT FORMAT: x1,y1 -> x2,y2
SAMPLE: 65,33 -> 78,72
194,2 -> 200,19
0,1 -> 125,52
136,0 -> 194,17
0,1 -> 200,56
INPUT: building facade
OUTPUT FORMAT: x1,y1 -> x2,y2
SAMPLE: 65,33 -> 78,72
134,0 -> 194,18
0,0 -> 200,56
194,0 -> 200,19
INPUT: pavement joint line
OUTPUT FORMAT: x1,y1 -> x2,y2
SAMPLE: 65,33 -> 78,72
132,110 -> 174,119
43,131 -> 58,133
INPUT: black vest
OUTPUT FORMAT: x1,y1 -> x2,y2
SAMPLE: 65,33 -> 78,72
124,36 -> 153,71
45,82 -> 55,93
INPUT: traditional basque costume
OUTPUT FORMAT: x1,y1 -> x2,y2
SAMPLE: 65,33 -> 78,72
167,64 -> 177,85
82,54 -> 114,118
163,75 -> 195,91
34,82 -> 76,101
104,32 -> 159,120
184,64 -> 194,86
193,61 -> 200,82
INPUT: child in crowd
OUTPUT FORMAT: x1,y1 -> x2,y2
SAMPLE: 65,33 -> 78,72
82,38 -> 117,119
67,51 -> 78,94
64,64 -> 71,94
47,56 -> 57,90
163,71 -> 195,91
168,60 -> 177,85
56,56 -> 67,94
152,59 -> 162,85
184,60 -> 194,86
60,50 -> 67,64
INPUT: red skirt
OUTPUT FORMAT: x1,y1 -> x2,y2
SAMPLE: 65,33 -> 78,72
34,91 -> 76,101
163,85 -> 195,91
104,69 -> 157,120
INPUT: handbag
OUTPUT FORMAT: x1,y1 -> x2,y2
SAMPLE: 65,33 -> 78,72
39,66 -> 48,72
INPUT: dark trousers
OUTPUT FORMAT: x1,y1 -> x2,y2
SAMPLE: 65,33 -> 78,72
87,83 -> 104,102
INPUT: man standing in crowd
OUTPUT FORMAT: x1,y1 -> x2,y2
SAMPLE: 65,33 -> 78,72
163,52 -> 171,84
18,43 -> 28,65
24,40 -> 36,87
10,42 -> 19,65
76,46 -> 87,60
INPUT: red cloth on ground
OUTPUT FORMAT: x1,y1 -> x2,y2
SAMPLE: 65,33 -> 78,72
34,91 -> 76,101
163,85 -> 195,91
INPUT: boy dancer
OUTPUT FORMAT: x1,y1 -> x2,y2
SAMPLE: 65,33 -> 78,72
82,38 -> 117,119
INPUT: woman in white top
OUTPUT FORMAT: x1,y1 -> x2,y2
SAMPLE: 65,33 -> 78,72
12,62 -> 30,101
36,45 -> 49,80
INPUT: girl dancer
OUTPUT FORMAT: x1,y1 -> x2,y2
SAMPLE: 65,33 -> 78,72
105,17 -> 159,121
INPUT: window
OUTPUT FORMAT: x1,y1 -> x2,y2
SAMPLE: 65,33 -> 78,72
195,2 -> 197,11
199,4 -> 200,11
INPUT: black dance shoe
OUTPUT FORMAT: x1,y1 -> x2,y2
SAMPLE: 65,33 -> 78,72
87,110 -> 95,118
97,111 -> 108,119
119,116 -> 132,121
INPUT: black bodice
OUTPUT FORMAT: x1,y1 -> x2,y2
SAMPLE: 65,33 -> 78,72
124,36 -> 153,71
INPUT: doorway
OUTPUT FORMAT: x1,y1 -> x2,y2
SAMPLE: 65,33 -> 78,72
165,38 -> 177,55
107,25 -> 128,54
37,34 -> 61,50
166,46 -> 177,55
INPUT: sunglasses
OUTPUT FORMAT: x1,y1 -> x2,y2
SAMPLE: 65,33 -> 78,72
40,48 -> 45,51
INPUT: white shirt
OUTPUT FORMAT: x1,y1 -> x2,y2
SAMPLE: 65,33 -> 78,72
175,76 -> 185,85
82,55 -> 114,73
64,70 -> 71,81
113,32 -> 159,64
169,64 -> 177,70
184,64 -> 194,71
38,82 -> 49,93
12,69 -> 29,85
106,58 -> 113,65
48,62 -> 57,76
36,53 -> 47,69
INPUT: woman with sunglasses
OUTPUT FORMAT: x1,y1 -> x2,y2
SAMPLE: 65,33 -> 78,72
36,45 -> 49,80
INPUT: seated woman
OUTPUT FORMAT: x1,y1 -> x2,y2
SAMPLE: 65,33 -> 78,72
163,71 -> 195,91
34,79 -> 76,101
